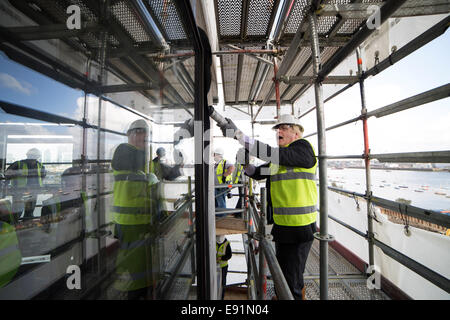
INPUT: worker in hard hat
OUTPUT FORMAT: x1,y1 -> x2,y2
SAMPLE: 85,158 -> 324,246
111,118 -> 159,300
214,147 -> 235,217
5,148 -> 46,221
216,234 -> 232,299
150,147 -> 183,181
218,114 -> 317,300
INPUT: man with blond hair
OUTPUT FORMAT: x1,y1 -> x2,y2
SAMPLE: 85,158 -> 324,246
219,114 -> 317,300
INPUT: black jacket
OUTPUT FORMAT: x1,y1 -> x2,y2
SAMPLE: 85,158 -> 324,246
112,143 -> 146,172
245,138 -> 317,244
152,157 -> 182,181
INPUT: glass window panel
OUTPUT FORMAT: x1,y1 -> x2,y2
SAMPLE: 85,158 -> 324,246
0,0 -> 197,300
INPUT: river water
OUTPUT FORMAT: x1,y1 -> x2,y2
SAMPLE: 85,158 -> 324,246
327,168 -> 450,211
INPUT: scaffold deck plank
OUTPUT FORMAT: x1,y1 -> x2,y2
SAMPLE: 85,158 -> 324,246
216,217 -> 247,235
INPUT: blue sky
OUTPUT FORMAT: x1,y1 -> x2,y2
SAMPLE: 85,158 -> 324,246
0,52 -> 84,122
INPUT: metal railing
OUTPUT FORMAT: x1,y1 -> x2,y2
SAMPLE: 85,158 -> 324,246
212,171 -> 295,299
243,13 -> 450,300
325,186 -> 450,294
245,187 -> 294,300
290,12 -> 450,298
0,97 -> 197,299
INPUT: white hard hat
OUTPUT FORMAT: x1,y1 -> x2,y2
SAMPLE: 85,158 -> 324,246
156,147 -> 166,157
272,114 -> 304,132
26,148 -> 41,160
127,119 -> 149,135
214,147 -> 224,156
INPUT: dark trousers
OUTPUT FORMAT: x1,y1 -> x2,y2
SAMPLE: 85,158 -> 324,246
275,240 -> 313,300
221,265 -> 228,300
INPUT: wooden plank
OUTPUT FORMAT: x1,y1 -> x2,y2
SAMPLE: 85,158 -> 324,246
224,286 -> 248,300
216,217 -> 247,235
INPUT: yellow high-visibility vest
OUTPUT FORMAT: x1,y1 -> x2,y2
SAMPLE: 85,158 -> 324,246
13,161 -> 43,187
216,240 -> 230,268
215,159 -> 232,185
269,139 -> 318,227
111,144 -> 158,225
111,169 -> 156,225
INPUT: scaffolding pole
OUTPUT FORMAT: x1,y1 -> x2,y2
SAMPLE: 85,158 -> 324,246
95,0 -> 109,275
273,57 -> 281,119
356,47 -> 375,271
308,12 -> 333,300
258,188 -> 267,300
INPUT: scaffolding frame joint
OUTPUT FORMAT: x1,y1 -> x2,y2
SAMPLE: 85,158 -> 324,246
364,190 -> 373,200
313,232 -> 335,242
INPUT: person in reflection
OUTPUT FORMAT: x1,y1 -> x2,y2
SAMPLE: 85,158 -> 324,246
5,148 -> 46,221
150,147 -> 184,222
219,114 -> 317,300
214,147 -> 234,218
150,147 -> 183,181
216,235 -> 232,300
111,119 -> 159,300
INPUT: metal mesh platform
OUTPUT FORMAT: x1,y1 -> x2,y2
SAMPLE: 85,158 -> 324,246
265,239 -> 390,300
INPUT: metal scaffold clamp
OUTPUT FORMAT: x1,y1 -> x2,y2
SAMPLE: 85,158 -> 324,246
249,232 -> 263,241
249,232 -> 272,242
313,232 -> 335,242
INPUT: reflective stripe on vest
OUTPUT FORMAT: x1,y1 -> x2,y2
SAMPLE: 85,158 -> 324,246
269,139 -> 318,227
112,170 -> 154,225
216,241 -> 229,268
14,161 -> 43,188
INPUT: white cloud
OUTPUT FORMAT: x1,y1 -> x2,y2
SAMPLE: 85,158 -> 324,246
0,72 -> 34,95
